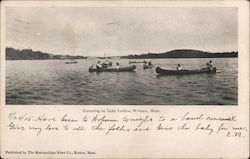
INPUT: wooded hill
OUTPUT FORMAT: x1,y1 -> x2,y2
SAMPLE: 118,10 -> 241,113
6,47 -> 86,60
122,49 -> 238,59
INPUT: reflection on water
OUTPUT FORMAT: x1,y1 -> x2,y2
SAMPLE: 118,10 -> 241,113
6,58 -> 237,105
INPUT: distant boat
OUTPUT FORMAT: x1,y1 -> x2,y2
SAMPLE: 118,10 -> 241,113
143,64 -> 153,69
129,60 -> 147,64
99,57 -> 111,59
65,49 -> 78,64
143,61 -> 153,69
65,59 -> 78,64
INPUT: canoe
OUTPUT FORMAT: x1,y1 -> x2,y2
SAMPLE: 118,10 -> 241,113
156,67 -> 216,75
143,64 -> 153,69
129,61 -> 147,64
89,65 -> 136,72
65,61 -> 78,64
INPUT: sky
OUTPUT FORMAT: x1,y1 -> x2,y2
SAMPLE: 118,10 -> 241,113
6,7 -> 238,56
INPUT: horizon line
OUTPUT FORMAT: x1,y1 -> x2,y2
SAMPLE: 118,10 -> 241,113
6,46 -> 238,57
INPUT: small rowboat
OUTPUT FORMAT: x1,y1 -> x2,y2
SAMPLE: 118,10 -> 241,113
129,61 -> 147,64
89,65 -> 136,72
143,64 -> 153,69
156,67 -> 216,75
65,60 -> 78,64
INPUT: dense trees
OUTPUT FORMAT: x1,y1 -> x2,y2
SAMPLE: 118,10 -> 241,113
6,47 -> 86,60
122,49 -> 238,59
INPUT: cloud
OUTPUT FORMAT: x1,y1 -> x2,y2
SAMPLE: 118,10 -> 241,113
6,7 -> 237,56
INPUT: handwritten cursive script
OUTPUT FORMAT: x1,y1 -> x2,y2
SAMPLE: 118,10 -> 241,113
6,109 -> 247,138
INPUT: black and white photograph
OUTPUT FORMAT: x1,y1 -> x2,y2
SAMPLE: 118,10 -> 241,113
1,1 -> 249,159
5,6 -> 238,105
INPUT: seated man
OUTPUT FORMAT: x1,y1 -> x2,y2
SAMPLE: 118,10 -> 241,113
148,61 -> 152,66
108,61 -> 113,66
116,62 -> 120,69
96,61 -> 102,69
206,60 -> 214,71
177,64 -> 184,71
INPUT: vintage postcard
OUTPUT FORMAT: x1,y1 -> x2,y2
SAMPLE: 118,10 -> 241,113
1,0 -> 249,159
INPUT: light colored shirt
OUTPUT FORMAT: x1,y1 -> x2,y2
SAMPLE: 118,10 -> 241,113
206,62 -> 214,69
96,63 -> 102,68
177,66 -> 183,70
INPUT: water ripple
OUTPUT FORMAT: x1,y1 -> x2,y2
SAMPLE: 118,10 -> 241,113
6,58 -> 238,105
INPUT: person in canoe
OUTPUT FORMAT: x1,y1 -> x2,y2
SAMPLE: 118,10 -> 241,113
101,60 -> 109,68
206,60 -> 214,71
148,61 -> 152,66
109,61 -> 113,66
116,62 -> 120,69
103,60 -> 109,65
96,61 -> 103,69
177,64 -> 184,71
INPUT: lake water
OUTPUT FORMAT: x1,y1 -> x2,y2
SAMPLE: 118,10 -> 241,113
6,58 -> 237,105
